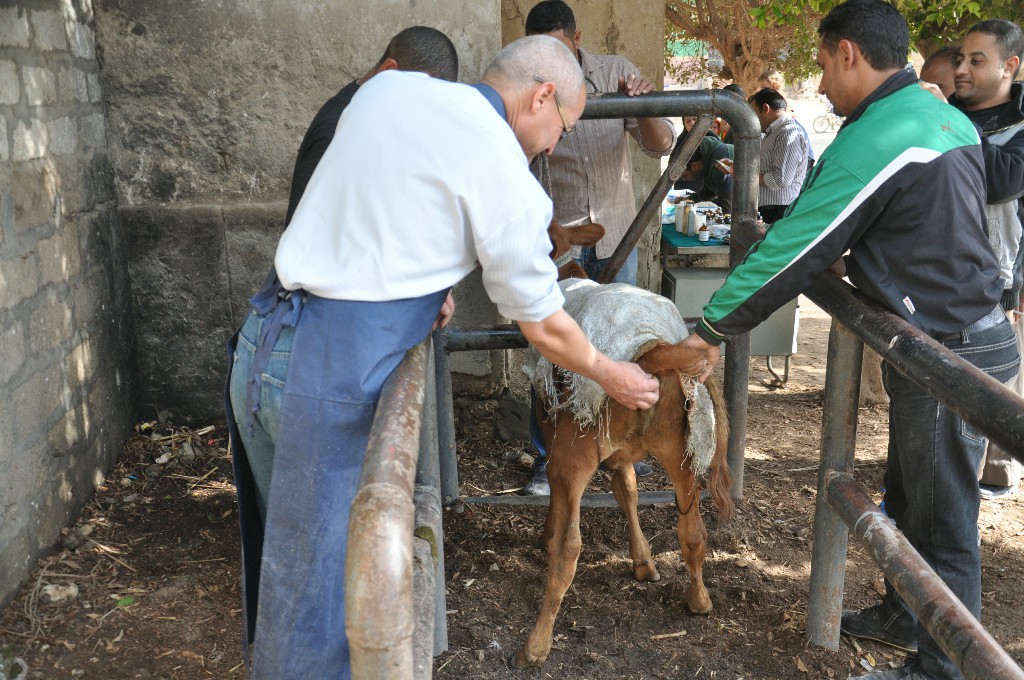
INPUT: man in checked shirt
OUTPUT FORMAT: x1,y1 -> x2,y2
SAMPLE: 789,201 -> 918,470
524,0 -> 676,287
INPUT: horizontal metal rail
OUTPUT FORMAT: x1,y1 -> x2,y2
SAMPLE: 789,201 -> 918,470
808,275 -> 1024,456
347,341 -> 429,680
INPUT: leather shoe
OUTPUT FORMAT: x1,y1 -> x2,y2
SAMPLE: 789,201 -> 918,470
841,602 -> 917,653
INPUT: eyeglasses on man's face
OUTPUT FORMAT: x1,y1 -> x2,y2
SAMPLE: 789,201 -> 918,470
534,76 -> 574,138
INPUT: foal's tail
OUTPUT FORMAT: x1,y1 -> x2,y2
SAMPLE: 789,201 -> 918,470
705,374 -> 734,521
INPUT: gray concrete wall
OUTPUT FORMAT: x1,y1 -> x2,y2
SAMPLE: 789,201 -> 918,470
95,0 -> 502,421
0,0 -> 138,605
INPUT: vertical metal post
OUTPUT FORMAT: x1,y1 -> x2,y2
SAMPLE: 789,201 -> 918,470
806,320 -> 863,649
723,336 -> 749,499
414,343 -> 448,660
433,328 -> 460,506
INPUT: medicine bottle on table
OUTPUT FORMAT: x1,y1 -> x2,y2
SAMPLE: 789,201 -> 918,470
698,224 -> 710,242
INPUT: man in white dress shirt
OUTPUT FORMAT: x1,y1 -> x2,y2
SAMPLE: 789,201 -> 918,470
225,35 -> 667,680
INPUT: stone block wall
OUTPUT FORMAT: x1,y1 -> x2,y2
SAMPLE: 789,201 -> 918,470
0,0 -> 138,605
94,0 -> 502,422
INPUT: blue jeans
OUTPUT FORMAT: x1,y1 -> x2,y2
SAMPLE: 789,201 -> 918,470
881,318 -> 1018,679
577,246 -> 638,285
229,310 -> 293,523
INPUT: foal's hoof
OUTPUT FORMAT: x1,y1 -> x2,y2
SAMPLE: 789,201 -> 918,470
511,649 -> 546,669
632,559 -> 661,583
686,587 -> 713,614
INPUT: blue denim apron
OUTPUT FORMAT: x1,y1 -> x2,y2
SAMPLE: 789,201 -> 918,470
225,280 -> 447,679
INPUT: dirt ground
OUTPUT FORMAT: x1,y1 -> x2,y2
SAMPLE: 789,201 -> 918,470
2,297 -> 1022,680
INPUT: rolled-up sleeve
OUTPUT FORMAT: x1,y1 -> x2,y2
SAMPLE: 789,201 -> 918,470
474,204 -> 566,322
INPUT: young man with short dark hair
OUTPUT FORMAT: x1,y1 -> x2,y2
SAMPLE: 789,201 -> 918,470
948,18 -> 1024,501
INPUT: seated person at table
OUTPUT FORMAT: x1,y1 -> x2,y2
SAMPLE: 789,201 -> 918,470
674,135 -> 734,211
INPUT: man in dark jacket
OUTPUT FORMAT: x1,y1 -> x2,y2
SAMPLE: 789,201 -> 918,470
675,2 -> 1019,678
949,18 -> 1024,500
285,26 -> 459,225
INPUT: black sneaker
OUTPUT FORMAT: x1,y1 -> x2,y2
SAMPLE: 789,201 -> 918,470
841,602 -> 918,653
848,655 -> 932,679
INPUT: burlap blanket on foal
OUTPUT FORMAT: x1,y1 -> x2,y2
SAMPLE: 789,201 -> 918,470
523,279 -> 716,475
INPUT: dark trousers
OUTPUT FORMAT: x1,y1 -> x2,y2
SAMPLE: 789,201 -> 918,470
882,317 -> 1018,679
758,204 -> 789,223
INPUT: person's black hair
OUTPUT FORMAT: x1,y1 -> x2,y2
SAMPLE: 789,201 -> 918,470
967,18 -> 1024,78
723,83 -> 746,98
380,26 -> 459,82
922,45 -> 959,70
525,0 -> 576,38
749,87 -> 787,110
817,0 -> 909,71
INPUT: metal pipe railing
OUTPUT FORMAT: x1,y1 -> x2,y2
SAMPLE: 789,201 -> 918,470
828,473 -> 1024,679
584,90 -> 759,498
803,274 -> 1024,680
807,276 -> 1024,455
413,345 -> 447,675
346,341 -> 429,679
588,89 -> 760,284
806,321 -> 862,649
594,112 -> 715,285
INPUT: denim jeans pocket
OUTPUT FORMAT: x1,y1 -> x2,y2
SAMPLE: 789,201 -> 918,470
257,327 -> 293,441
949,321 -> 1020,443
960,417 -> 986,444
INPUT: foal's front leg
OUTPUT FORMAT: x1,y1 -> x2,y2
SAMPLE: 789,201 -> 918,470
513,430 -> 597,668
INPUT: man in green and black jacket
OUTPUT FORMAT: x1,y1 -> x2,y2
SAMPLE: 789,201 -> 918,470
678,2 -> 1020,678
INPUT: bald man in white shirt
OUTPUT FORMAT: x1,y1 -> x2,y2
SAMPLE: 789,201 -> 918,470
225,35 -> 666,680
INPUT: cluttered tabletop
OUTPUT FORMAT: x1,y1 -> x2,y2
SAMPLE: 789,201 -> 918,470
661,190 -> 731,254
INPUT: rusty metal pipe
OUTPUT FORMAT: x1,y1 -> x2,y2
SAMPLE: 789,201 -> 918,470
827,472 -> 1024,680
586,90 -> 758,498
443,324 -> 527,351
582,89 -> 761,278
807,275 -> 1024,457
347,342 -> 429,679
433,328 -> 460,506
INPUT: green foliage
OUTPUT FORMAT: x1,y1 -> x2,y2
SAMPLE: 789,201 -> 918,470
756,0 -> 1024,77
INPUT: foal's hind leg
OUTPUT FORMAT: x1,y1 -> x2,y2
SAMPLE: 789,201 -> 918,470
662,457 -> 712,614
513,428 -> 598,669
608,449 -> 660,583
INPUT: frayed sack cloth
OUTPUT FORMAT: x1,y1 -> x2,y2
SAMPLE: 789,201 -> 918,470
523,279 -> 716,475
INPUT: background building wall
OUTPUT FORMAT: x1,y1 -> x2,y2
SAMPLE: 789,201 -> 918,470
94,0 -> 503,421
0,0 -> 138,605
